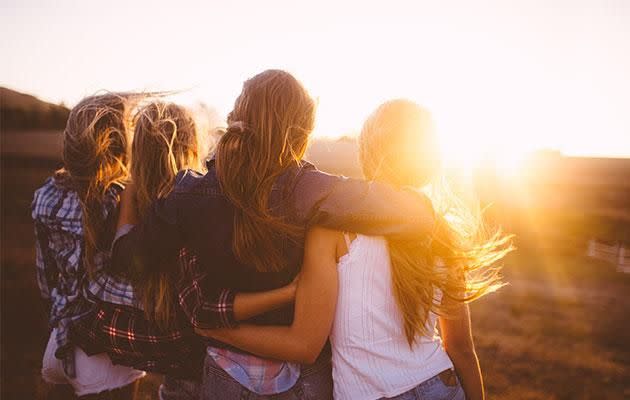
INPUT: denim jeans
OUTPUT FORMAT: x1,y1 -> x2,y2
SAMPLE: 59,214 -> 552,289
159,376 -> 201,400
201,353 -> 333,400
381,369 -> 465,400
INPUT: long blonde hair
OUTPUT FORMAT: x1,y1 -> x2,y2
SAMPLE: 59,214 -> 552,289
359,99 -> 513,346
56,93 -> 137,276
215,69 -> 316,273
131,102 -> 200,219
131,102 -> 200,326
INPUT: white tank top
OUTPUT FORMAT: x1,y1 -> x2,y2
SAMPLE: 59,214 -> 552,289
330,234 -> 454,400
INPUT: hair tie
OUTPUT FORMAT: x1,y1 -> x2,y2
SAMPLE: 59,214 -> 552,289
226,121 -> 250,136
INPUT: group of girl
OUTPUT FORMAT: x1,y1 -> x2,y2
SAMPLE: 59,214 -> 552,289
33,70 -> 511,400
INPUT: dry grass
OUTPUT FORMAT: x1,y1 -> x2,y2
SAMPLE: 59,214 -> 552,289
469,245 -> 630,399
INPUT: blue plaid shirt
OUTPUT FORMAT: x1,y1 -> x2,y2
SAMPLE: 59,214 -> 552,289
32,176 -> 128,377
85,224 -> 139,308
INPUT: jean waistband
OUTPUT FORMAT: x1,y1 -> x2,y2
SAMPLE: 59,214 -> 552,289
300,345 -> 332,377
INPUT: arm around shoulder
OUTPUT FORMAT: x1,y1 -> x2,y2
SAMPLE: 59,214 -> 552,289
293,168 -> 435,240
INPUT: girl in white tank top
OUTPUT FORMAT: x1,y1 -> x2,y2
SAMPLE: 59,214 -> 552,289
196,100 -> 512,400
330,233 -> 457,399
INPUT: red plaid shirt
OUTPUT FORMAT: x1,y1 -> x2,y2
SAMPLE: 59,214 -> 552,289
71,248 -> 237,379
175,248 -> 237,330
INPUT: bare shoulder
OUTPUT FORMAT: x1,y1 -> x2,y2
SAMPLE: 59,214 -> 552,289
306,226 -> 340,241
306,226 -> 348,262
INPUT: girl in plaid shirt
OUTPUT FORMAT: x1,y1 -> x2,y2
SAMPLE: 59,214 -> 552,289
33,93 -> 146,398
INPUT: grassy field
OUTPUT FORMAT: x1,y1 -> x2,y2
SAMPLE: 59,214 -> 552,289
2,156 -> 629,399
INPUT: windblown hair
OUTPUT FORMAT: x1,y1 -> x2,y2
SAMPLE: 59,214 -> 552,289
215,69 -> 316,272
56,93 -> 137,276
131,102 -> 200,326
132,102 -> 200,219
359,99 -> 513,346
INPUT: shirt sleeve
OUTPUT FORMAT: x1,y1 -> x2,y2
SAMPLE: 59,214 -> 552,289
34,221 -> 57,300
292,167 -> 435,239
110,194 -> 181,277
71,300 -> 206,377
176,248 -> 238,329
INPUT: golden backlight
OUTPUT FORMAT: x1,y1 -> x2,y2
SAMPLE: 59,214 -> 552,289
311,93 -> 532,177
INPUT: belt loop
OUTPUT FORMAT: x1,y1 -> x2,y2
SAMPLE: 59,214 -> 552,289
438,368 -> 458,386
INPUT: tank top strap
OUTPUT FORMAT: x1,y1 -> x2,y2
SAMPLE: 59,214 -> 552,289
343,232 -> 352,249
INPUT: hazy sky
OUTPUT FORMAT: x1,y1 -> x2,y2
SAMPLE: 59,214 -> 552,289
2,0 -> 629,159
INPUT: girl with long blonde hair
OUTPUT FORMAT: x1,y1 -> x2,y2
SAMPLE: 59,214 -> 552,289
130,102 -> 200,219
127,102 -> 200,321
197,99 -> 513,400
33,93 -> 145,399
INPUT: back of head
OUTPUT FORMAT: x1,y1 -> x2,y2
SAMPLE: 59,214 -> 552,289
131,102 -> 200,219
215,69 -> 316,272
59,92 -> 136,276
62,93 -> 130,187
358,99 -> 512,346
359,99 -> 440,188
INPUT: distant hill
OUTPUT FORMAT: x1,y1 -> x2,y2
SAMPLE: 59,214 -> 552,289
306,137 -> 361,178
0,87 -> 69,131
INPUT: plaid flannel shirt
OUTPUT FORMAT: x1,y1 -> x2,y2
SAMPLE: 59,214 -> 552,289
75,247 -> 298,388
71,299 -> 207,379
175,248 -> 237,330
207,347 -> 300,395
73,247 -> 238,378
32,176 -> 122,378
87,270 -> 138,307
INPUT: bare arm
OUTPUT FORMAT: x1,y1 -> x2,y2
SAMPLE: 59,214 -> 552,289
195,226 -> 339,364
232,277 -> 298,321
116,184 -> 139,229
439,302 -> 484,400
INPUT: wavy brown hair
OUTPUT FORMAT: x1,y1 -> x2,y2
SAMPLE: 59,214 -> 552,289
131,102 -> 200,326
215,70 -> 316,272
55,93 -> 138,276
359,99 -> 513,346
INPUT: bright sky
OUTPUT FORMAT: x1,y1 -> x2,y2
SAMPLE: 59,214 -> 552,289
2,0 -> 629,162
